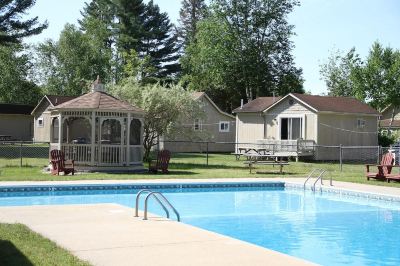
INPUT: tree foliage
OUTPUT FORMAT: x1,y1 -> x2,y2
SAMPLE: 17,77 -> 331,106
182,0 -> 304,111
79,0 -> 180,83
0,0 -> 47,45
35,24 -> 111,96
109,78 -> 204,160
0,44 -> 41,105
320,48 -> 363,99
178,0 -> 208,47
320,42 -> 400,112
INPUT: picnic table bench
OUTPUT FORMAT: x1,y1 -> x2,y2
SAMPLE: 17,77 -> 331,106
0,135 -> 12,142
244,160 -> 289,174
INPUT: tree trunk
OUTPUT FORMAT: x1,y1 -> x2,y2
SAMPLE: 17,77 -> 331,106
388,106 -> 395,136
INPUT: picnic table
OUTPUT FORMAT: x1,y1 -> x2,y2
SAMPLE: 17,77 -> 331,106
243,154 -> 289,174
0,135 -> 12,141
232,147 -> 270,160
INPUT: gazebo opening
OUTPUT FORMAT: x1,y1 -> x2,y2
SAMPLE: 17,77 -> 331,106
51,117 -> 59,143
101,119 -> 121,145
130,119 -> 141,145
64,117 -> 91,144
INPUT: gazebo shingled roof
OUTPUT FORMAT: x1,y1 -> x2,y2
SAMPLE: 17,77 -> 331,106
50,91 -> 144,113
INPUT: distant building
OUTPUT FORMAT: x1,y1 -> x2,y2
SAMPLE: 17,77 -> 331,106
233,93 -> 380,160
31,95 -> 76,142
160,92 -> 236,152
0,103 -> 34,141
380,105 -> 400,139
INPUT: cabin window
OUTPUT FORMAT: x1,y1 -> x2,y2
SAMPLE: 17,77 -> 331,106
219,121 -> 230,132
280,117 -> 302,140
37,117 -> 44,128
357,119 -> 366,129
194,119 -> 202,131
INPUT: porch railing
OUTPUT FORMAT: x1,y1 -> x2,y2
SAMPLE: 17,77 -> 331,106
236,139 -> 316,155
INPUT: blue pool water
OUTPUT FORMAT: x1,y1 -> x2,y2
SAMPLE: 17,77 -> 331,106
0,184 -> 399,266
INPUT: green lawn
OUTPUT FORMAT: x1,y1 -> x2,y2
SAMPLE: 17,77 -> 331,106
0,153 -> 399,187
0,223 -> 90,266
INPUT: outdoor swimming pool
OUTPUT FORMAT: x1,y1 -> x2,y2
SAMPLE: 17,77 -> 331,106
0,182 -> 399,266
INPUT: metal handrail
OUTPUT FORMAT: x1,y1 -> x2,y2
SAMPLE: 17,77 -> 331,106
303,168 -> 323,189
304,168 -> 332,191
312,170 -> 326,192
135,189 -> 170,219
144,192 -> 180,222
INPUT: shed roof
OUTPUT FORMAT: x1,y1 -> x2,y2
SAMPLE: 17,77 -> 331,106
46,95 -> 77,106
233,97 -> 282,113
191,91 -> 235,119
289,93 -> 379,115
50,91 -> 144,113
0,104 -> 34,115
234,93 -> 379,115
380,119 -> 400,128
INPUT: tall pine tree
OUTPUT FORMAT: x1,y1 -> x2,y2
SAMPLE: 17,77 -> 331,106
0,0 -> 47,45
79,0 -> 180,83
178,0 -> 207,47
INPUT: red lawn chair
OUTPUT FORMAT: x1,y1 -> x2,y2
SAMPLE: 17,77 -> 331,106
149,150 -> 171,174
50,149 -> 75,175
365,152 -> 394,181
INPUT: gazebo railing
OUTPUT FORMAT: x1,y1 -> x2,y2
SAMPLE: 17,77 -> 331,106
99,145 -> 125,165
54,143 -> 143,166
62,144 -> 92,164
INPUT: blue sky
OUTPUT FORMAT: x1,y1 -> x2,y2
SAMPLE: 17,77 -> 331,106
25,0 -> 400,95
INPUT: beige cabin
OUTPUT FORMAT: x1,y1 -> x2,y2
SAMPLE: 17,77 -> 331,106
233,93 -> 380,160
46,79 -> 145,171
160,92 -> 236,152
0,104 -> 33,141
380,106 -> 400,139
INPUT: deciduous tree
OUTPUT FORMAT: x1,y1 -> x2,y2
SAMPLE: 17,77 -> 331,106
0,44 -> 41,105
109,78 -> 204,160
182,0 -> 304,111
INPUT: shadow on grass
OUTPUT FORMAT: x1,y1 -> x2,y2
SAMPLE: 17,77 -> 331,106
169,162 -> 245,170
0,240 -> 33,266
2,165 -> 40,168
255,171 -> 297,175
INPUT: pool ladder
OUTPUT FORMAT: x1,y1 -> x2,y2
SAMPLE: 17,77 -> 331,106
134,189 -> 180,222
303,169 -> 332,192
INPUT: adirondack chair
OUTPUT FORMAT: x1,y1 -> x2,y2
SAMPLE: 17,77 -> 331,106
365,152 -> 394,181
50,149 -> 75,175
149,150 -> 171,174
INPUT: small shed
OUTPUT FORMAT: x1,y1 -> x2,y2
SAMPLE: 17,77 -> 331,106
48,78 -> 145,171
32,95 -> 76,142
0,104 -> 34,141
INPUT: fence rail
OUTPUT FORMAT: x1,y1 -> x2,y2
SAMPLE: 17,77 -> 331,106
1,140 -> 399,171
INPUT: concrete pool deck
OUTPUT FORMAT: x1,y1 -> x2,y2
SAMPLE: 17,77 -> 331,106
0,178 -> 400,265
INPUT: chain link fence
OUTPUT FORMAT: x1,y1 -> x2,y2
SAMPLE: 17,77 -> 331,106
0,141 -> 50,167
159,140 -> 399,171
1,140 -> 399,172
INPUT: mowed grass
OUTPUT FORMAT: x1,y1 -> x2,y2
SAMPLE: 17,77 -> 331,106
0,223 -> 90,266
0,153 -> 400,187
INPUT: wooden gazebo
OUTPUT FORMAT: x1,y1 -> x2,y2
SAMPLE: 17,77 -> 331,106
49,78 -> 145,171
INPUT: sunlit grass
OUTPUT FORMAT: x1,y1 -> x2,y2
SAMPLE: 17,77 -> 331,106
0,153 -> 399,187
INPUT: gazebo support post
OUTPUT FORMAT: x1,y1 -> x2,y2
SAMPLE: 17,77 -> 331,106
91,111 -> 96,166
126,114 -> 131,166
58,113 -> 63,150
